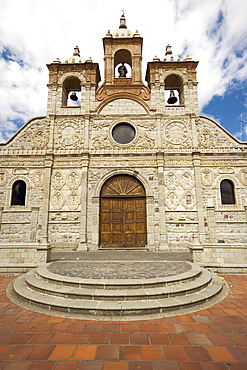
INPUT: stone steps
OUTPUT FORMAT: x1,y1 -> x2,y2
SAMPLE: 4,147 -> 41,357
11,261 -> 228,319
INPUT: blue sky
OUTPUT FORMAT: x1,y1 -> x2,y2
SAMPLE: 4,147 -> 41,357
0,0 -> 246,142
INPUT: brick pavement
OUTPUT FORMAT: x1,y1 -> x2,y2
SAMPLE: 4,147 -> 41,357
0,274 -> 247,369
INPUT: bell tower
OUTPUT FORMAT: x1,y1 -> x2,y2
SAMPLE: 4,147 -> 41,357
96,14 -> 150,103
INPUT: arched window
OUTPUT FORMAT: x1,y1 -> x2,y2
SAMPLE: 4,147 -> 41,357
114,49 -> 132,78
11,180 -> 26,206
165,74 -> 184,105
62,76 -> 81,106
220,179 -> 235,205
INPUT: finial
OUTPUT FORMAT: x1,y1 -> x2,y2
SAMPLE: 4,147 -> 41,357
73,46 -> 80,57
165,44 -> 172,56
119,11 -> 127,29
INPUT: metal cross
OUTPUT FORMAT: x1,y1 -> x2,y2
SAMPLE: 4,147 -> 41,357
121,9 -> 126,15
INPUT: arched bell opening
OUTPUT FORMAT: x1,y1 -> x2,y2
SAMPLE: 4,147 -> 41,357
62,76 -> 81,106
114,49 -> 132,78
99,174 -> 147,248
164,74 -> 184,105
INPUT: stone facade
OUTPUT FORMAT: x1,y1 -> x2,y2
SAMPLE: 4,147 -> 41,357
0,16 -> 246,271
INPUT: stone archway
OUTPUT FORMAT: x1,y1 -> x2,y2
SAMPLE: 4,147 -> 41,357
100,174 -> 147,248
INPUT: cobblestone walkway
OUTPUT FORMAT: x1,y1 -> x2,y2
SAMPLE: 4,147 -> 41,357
1,273 -> 247,369
48,261 -> 191,279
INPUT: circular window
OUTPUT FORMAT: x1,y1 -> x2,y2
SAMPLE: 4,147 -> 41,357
112,123 -> 136,144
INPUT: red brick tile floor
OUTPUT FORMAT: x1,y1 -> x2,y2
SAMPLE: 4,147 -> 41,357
0,274 -> 247,369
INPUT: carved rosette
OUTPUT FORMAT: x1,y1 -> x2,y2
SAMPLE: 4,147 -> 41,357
239,169 -> 247,185
55,119 -> 82,148
200,169 -> 213,186
165,172 -> 177,190
166,191 -> 179,210
165,121 -> 188,146
32,130 -> 49,149
51,191 -> 64,210
52,170 -> 65,190
180,171 -> 194,190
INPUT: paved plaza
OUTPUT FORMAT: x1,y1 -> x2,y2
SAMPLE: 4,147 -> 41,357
0,253 -> 247,369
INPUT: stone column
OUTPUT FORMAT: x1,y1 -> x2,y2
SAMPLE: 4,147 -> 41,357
192,152 -> 206,244
40,155 -> 53,245
78,163 -> 89,250
30,207 -> 39,243
207,205 -> 216,243
157,152 -> 168,249
0,206 -> 3,232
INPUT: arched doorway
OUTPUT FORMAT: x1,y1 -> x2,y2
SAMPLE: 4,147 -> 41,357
100,174 -> 147,248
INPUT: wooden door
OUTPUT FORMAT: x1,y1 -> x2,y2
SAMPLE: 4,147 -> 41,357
100,175 -> 147,248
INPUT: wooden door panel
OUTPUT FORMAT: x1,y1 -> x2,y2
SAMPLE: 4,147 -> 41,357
100,175 -> 147,248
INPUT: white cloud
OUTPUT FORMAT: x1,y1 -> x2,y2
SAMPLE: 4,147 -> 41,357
0,0 -> 247,141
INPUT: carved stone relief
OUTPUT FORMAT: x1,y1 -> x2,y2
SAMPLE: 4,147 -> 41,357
218,167 -> 234,174
67,191 -> 81,210
137,133 -> 155,149
55,119 -> 82,148
0,170 -> 7,185
166,191 -> 179,210
198,128 -> 213,147
51,191 -> 64,210
180,171 -> 194,189
67,171 -> 81,190
200,169 -> 213,186
165,121 -> 188,145
52,171 -> 65,190
91,134 -> 113,150
165,172 -> 177,190
182,190 -> 195,210
240,169 -> 247,185
33,170 -> 44,186
32,130 -> 49,149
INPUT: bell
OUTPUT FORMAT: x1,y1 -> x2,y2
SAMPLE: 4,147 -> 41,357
70,92 -> 78,101
167,90 -> 178,104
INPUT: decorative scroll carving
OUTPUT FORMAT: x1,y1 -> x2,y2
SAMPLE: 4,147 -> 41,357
91,134 -> 113,149
138,133 -> 155,149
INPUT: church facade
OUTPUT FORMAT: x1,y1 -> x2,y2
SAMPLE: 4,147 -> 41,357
0,16 -> 247,272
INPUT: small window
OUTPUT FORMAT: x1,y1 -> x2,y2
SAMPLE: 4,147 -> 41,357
11,180 -> 26,206
220,179 -> 235,204
112,123 -> 136,144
